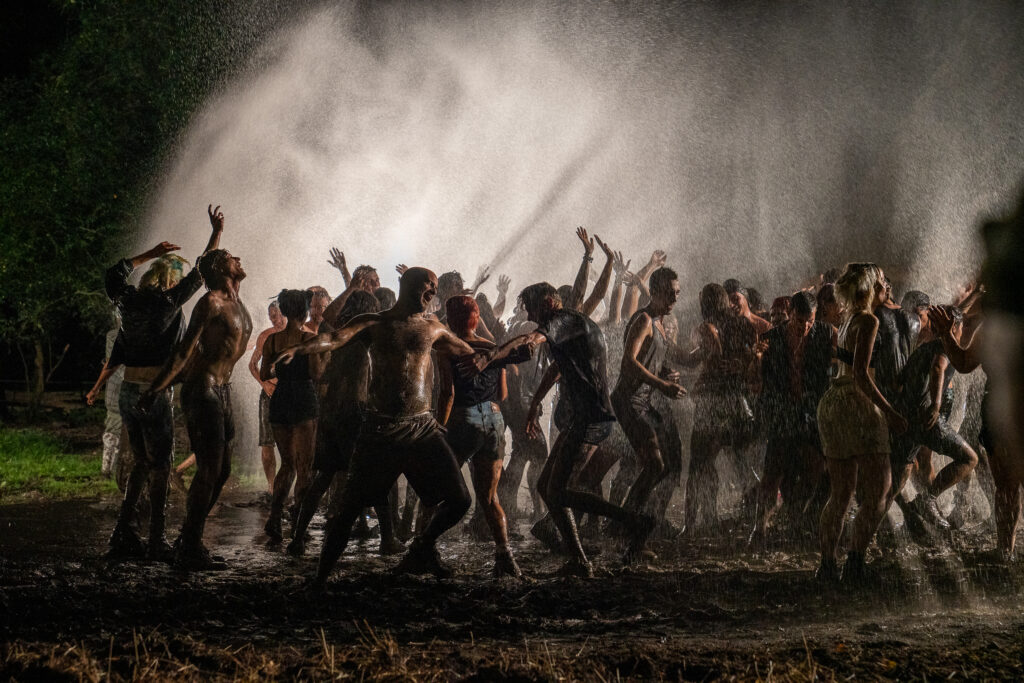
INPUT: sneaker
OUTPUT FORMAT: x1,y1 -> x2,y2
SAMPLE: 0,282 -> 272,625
173,539 -> 228,572
265,515 -> 283,543
623,515 -> 656,566
105,525 -> 146,560
378,536 -> 406,557
529,516 -> 562,554
286,537 -> 306,557
146,536 -> 175,563
913,493 -> 951,530
556,557 -> 594,579
493,549 -> 523,579
393,538 -> 454,579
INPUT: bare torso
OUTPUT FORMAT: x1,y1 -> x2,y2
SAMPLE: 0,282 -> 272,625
184,291 -> 253,387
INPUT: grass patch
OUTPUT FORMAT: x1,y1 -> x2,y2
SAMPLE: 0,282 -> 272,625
0,428 -> 118,500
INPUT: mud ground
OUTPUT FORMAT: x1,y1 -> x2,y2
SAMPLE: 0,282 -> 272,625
3,486 -> 1024,681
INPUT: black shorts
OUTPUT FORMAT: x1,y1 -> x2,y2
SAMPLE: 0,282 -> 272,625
890,415 -> 970,467
313,411 -> 362,474
613,392 -> 663,448
342,412 -> 466,508
182,382 -> 235,452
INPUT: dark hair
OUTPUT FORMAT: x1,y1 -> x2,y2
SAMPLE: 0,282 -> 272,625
438,271 -> 464,299
337,290 -> 381,327
520,282 -> 560,315
723,278 -> 742,295
790,291 -> 817,317
747,287 -> 763,312
822,268 -> 842,285
700,283 -> 732,325
770,296 -> 791,313
446,295 -> 480,337
374,287 -> 396,310
556,284 -> 575,310
901,290 -> 930,311
197,249 -> 229,288
816,283 -> 836,310
649,267 -> 678,295
276,289 -> 313,320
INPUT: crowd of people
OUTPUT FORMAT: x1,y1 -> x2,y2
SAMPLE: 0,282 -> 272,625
90,199 -> 1023,591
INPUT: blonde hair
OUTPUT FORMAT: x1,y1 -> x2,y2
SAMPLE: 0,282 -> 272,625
834,262 -> 883,313
140,254 -> 190,291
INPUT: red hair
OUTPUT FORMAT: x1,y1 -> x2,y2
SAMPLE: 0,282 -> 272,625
446,295 -> 479,337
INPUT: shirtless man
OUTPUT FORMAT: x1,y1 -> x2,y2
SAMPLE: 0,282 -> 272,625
488,282 -> 656,576
140,245 -> 253,570
248,301 -> 285,494
275,267 -> 477,588
611,268 -> 687,517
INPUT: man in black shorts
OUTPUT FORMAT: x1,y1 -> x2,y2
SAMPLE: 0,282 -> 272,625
610,267 -> 687,517
275,268 -> 478,589
141,238 -> 253,570
488,282 -> 656,576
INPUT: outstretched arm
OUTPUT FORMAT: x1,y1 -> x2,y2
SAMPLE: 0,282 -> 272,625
607,252 -> 630,325
580,235 -> 614,318
930,305 -> 982,373
202,204 -> 225,254
492,275 -> 511,319
328,247 -> 351,288
624,250 -> 665,318
275,314 -> 380,368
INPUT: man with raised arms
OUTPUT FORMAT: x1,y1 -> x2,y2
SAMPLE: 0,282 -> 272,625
140,240 -> 253,571
275,267 -> 478,589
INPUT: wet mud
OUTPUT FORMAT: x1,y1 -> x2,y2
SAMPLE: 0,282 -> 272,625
3,489 -> 1024,680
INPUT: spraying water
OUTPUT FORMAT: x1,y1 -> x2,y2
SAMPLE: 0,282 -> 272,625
139,1 -> 1024,468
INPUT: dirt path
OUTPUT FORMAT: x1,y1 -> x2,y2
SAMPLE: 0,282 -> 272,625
3,490 -> 1024,680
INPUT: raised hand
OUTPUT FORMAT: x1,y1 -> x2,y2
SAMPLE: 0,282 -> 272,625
928,305 -> 955,335
576,226 -> 594,255
396,264 -> 409,276
207,204 -> 224,232
646,250 -> 667,271
613,251 -> 631,276
594,234 -> 613,258
472,265 -> 492,291
327,247 -> 346,273
147,241 -> 181,259
497,274 -> 511,295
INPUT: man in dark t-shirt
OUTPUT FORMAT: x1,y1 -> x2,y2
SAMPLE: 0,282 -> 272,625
485,282 -> 655,577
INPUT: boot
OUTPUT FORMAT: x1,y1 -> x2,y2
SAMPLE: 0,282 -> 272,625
392,537 -> 454,579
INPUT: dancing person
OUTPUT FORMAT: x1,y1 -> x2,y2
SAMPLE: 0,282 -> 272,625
751,291 -> 835,542
437,295 -> 529,577
684,283 -> 758,534
610,268 -> 687,517
103,205 -> 223,560
768,297 -> 791,328
275,268 -> 477,588
725,280 -> 771,337
287,290 -> 403,557
816,263 -> 907,584
888,306 -> 978,529
259,290 -> 325,542
248,301 -> 285,494
86,315 -> 125,479
140,238 -> 253,571
493,281 -> 656,576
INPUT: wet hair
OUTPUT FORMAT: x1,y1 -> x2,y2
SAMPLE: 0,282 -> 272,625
816,283 -> 837,310
140,254 -> 190,291
822,268 -> 842,285
723,278 -> 742,295
438,271 -> 464,299
446,295 -> 480,337
519,282 -> 561,316
374,287 -> 396,310
747,287 -> 763,312
770,296 -> 791,314
307,285 -> 331,306
834,262 -> 883,312
276,289 -> 313,320
337,290 -> 381,327
700,283 -> 733,326
649,267 -> 678,295
352,265 -> 377,284
790,291 -> 817,317
901,290 -> 930,311
197,249 -> 230,289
